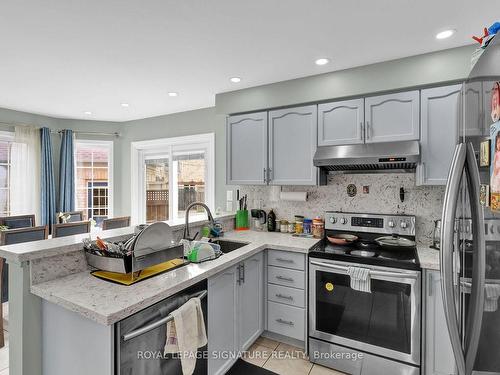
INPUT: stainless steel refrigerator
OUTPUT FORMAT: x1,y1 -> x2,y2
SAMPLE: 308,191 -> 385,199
441,34 -> 500,375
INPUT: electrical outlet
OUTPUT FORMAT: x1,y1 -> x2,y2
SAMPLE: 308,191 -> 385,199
226,190 -> 233,201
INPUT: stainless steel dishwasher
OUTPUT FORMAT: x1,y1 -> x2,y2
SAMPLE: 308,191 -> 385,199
116,280 -> 208,374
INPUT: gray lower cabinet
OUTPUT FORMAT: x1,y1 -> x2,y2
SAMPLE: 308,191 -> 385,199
364,90 -> 420,143
208,252 -> 264,375
239,252 -> 265,350
268,105 -> 318,185
226,112 -> 268,185
266,250 -> 306,343
418,85 -> 461,185
423,270 -> 456,375
318,98 -> 365,146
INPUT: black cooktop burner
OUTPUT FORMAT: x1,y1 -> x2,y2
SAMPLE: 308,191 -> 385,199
311,234 -> 420,270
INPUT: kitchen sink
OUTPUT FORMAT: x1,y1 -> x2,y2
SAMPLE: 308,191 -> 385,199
210,239 -> 248,254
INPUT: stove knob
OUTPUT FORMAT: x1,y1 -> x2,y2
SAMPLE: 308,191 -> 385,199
400,221 -> 408,229
340,217 -> 348,225
329,217 -> 337,224
388,220 -> 395,228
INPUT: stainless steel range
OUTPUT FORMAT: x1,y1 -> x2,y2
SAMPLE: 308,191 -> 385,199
308,212 -> 421,375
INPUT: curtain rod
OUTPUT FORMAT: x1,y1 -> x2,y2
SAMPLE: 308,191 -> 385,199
0,122 -> 120,137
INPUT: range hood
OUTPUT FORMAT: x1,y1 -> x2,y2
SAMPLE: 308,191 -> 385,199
313,140 -> 420,173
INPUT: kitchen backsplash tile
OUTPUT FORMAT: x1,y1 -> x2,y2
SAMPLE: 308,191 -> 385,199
238,173 -> 444,245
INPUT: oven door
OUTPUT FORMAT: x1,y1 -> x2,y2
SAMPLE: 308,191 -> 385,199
309,258 -> 421,365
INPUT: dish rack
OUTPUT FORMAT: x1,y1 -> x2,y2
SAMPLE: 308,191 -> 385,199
84,222 -> 185,274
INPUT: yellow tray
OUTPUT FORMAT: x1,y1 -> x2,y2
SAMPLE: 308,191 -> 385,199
91,258 -> 186,286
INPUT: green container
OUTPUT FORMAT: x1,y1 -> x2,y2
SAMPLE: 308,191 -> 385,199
235,210 -> 249,230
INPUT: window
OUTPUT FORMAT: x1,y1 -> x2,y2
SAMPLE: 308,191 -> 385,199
132,133 -> 214,224
0,132 -> 13,216
75,140 -> 113,227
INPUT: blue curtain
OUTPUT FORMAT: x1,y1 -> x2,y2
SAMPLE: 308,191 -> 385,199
58,129 -> 75,212
41,127 -> 56,226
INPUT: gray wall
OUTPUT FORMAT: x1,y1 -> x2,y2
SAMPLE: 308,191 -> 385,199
215,45 -> 476,114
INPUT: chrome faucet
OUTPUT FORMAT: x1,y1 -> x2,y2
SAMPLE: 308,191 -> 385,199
183,202 -> 215,241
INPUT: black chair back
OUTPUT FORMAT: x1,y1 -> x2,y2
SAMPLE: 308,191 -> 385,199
102,216 -> 131,230
1,225 -> 48,302
0,214 -> 36,229
52,221 -> 91,238
58,211 -> 84,223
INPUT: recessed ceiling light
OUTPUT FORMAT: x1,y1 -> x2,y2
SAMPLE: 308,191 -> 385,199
315,58 -> 330,66
168,92 -> 178,97
121,103 -> 129,107
83,111 -> 92,115
436,29 -> 455,40
230,77 -> 241,83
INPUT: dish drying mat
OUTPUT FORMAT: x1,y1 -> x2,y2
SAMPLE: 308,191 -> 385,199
91,258 -> 186,286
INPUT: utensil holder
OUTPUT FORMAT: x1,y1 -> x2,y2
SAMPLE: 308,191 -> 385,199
235,209 -> 249,230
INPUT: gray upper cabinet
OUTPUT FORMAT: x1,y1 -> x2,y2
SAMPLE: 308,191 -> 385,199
418,85 -> 461,186
239,253 -> 264,351
268,105 -> 318,185
424,270 -> 456,375
318,99 -> 364,146
364,91 -> 420,143
484,81 -> 497,133
463,81 -> 483,136
226,112 -> 268,185
208,266 -> 239,375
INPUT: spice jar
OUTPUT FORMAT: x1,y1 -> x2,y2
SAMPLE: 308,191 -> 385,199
312,217 -> 325,238
280,220 -> 288,233
295,218 -> 304,234
287,221 -> 295,233
275,219 -> 281,232
303,219 -> 312,235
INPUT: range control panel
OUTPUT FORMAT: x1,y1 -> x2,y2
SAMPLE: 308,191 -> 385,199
325,211 -> 416,236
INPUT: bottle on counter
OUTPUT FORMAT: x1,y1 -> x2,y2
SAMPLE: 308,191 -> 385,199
268,209 -> 276,232
303,219 -> 312,235
312,217 -> 325,238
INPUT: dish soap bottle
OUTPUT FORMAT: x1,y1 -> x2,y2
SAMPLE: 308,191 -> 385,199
268,209 -> 276,232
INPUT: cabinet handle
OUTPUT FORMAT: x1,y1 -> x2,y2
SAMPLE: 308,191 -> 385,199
366,121 -> 371,139
275,257 -> 294,263
263,168 -> 267,184
276,293 -> 294,301
360,122 -> 363,141
276,275 -> 294,282
241,263 -> 245,283
276,318 -> 294,326
428,272 -> 433,297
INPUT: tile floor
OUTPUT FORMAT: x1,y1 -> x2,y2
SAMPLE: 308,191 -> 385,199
0,302 -> 8,375
242,336 -> 345,375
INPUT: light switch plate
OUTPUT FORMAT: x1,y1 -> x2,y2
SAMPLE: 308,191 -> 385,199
227,190 -> 234,201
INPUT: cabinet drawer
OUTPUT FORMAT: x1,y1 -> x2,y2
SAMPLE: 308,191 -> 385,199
268,266 -> 305,289
267,301 -> 305,341
268,284 -> 305,308
267,250 -> 305,271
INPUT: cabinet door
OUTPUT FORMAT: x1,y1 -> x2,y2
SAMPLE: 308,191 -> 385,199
418,85 -> 461,186
483,81 -> 497,133
463,81 -> 483,136
208,267 -> 239,375
268,105 -> 318,185
424,270 -> 456,375
239,252 -> 264,351
227,112 -> 268,185
318,99 -> 364,146
365,91 -> 420,143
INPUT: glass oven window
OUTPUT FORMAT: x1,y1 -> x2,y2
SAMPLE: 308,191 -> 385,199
315,270 -> 412,354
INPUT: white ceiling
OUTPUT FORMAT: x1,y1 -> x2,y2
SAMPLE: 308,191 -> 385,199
0,0 -> 496,122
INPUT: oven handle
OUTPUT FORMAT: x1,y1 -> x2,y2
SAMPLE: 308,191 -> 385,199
309,260 -> 418,279
122,290 -> 207,342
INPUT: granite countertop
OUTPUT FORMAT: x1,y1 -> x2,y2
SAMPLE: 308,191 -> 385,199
0,213 -> 236,263
30,230 -> 320,326
416,245 -> 440,271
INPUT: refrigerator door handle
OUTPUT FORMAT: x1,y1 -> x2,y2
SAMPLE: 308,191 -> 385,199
464,142 -> 486,375
441,142 -> 467,375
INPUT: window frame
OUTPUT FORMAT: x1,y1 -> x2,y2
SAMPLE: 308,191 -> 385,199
74,139 -> 114,222
0,131 -> 14,216
131,133 -> 215,224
